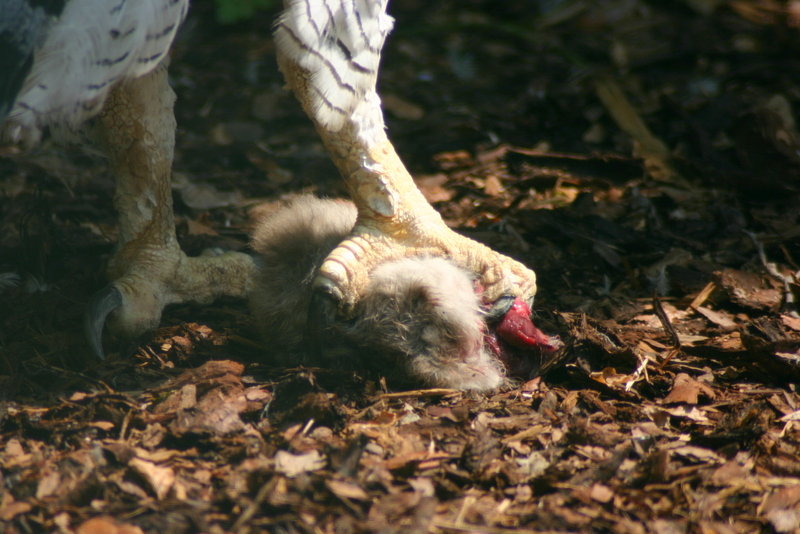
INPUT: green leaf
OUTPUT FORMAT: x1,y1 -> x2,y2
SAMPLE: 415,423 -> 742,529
214,0 -> 275,24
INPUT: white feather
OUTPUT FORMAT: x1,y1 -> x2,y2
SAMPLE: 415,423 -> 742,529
7,0 -> 188,141
274,0 -> 394,140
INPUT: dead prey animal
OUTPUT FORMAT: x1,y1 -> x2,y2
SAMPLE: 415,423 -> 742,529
249,196 -> 562,391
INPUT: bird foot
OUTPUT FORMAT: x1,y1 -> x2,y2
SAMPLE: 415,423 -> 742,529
85,244 -> 257,359
314,217 -> 537,317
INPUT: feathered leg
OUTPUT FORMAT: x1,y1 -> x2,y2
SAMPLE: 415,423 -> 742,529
85,61 -> 257,358
273,0 -> 537,315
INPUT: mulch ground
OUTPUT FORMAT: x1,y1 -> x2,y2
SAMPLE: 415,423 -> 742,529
3,1 -> 800,532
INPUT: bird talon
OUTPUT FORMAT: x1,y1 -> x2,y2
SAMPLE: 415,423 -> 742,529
83,249 -> 256,360
485,295 -> 516,322
313,273 -> 346,306
84,284 -> 124,360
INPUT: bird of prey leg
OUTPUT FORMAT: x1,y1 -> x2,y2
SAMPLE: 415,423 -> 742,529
85,62 -> 257,358
4,0 -> 537,362
273,0 -> 538,317
1,1 -> 258,359
249,196 -> 561,391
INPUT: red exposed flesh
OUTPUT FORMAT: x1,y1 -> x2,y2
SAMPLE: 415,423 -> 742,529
487,297 -> 563,379
496,298 -> 561,353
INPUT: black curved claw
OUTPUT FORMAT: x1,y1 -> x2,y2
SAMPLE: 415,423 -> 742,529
485,295 -> 516,322
84,285 -> 123,360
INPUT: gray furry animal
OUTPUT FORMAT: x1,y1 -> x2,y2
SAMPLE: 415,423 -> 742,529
249,196 -> 505,392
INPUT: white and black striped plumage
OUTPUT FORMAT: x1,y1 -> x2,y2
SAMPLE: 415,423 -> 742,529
273,0 -> 393,144
0,0 -> 60,121
0,0 -> 187,143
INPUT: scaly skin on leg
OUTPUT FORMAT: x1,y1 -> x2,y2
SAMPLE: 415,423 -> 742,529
277,59 -> 537,315
320,131 -> 538,311
90,61 -> 256,348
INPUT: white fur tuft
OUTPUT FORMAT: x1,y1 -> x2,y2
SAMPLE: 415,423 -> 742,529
367,257 -> 505,391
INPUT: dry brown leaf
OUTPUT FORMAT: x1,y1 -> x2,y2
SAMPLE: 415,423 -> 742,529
185,218 -> 218,236
762,485 -> 800,533
762,485 -> 800,514
663,373 -> 717,404
274,450 -> 326,477
4,439 -> 24,458
35,470 -> 60,500
710,460 -> 751,486
128,458 -> 175,500
694,306 -> 737,328
0,496 -> 32,522
75,517 -> 144,534
781,315 -> 800,332
326,479 -> 370,501
590,483 -> 614,503
669,445 -> 721,463
484,175 -> 504,196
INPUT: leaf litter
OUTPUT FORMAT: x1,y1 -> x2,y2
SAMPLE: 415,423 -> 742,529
3,0 -> 800,532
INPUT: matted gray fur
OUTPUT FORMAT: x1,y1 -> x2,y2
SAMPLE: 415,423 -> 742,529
249,196 -> 505,391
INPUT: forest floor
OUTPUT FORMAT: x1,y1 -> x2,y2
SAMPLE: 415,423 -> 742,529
2,0 -> 800,532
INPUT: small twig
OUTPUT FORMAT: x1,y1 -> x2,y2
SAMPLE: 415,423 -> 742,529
26,361 -> 114,393
232,476 -> 280,534
653,292 -> 681,369
119,409 -> 133,441
747,231 -> 799,317
626,352 -> 650,391
688,281 -> 716,311
380,388 -> 459,400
